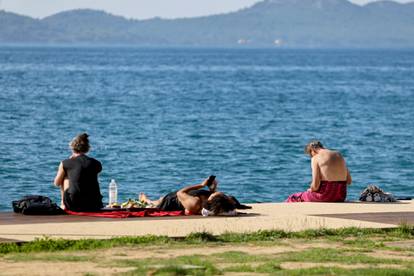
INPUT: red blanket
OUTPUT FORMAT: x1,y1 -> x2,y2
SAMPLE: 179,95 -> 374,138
66,209 -> 185,218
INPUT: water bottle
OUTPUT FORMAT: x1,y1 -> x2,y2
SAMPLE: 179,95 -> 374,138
109,179 -> 118,205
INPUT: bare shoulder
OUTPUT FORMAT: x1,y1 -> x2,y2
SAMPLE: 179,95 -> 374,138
315,149 -> 343,165
333,150 -> 345,160
326,149 -> 344,158
311,155 -> 321,165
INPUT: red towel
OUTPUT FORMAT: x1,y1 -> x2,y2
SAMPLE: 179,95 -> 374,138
66,209 -> 184,218
286,181 -> 347,203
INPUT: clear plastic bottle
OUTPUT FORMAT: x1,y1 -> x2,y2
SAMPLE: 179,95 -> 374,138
109,179 -> 118,205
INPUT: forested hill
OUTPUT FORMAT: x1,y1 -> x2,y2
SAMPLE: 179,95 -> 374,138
1,0 -> 414,48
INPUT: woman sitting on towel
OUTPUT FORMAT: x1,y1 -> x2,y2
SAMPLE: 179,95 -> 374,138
139,177 -> 249,216
54,133 -> 103,211
286,140 -> 352,203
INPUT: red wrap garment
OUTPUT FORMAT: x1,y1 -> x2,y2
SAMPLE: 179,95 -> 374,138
286,181 -> 347,203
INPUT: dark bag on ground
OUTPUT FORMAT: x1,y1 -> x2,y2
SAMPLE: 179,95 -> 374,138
12,195 -> 65,215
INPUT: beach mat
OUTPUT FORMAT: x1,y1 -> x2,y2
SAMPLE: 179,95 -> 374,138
66,208 -> 184,218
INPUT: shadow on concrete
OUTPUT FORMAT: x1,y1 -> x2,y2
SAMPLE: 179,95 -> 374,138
311,212 -> 414,225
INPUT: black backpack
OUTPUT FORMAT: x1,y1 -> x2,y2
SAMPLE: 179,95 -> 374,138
12,195 -> 65,215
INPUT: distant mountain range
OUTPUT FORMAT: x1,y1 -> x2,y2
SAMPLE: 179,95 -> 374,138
1,0 -> 414,48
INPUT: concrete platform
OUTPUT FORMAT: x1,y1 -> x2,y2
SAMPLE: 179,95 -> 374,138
0,201 -> 413,242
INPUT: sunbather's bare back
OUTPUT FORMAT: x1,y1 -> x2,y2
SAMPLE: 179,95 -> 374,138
314,149 -> 348,181
304,141 -> 352,192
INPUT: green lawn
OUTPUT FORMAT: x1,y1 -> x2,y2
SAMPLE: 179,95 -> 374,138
1,225 -> 414,275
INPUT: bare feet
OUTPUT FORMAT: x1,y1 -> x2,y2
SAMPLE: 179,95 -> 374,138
139,192 -> 149,203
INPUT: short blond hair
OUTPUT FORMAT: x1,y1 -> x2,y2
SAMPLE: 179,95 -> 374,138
69,133 -> 90,153
304,140 -> 324,155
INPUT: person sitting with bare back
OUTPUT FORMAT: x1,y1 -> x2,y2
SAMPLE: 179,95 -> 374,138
286,140 -> 352,203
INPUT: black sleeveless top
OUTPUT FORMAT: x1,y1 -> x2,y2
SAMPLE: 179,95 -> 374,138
62,155 -> 103,211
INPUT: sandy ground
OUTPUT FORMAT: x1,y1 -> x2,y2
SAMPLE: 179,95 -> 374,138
1,201 -> 413,242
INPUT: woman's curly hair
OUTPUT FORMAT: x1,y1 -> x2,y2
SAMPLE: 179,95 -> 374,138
203,194 -> 235,215
69,133 -> 90,153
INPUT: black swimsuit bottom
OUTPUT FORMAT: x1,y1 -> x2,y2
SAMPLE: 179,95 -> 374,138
157,190 -> 213,211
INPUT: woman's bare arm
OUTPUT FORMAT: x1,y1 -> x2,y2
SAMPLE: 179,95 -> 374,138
176,179 -> 208,213
54,162 -> 65,187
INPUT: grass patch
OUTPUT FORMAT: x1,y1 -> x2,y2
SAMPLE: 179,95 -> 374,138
395,223 -> 414,237
277,248 -> 405,265
114,247 -> 413,275
274,267 -> 414,276
341,237 -> 385,249
219,226 -> 413,243
1,225 -> 413,255
116,245 -> 412,273
222,264 -> 256,273
5,253 -> 94,262
254,261 -> 283,273
2,233 -> 414,276
0,235 -> 170,254
118,255 -> 220,276
213,251 -> 269,263
184,232 -> 218,243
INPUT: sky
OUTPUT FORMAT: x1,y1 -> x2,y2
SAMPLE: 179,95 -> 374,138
1,0 -> 413,19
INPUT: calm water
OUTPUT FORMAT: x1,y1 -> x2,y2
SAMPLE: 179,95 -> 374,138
0,47 -> 414,211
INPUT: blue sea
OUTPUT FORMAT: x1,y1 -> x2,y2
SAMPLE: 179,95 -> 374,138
0,47 -> 413,211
